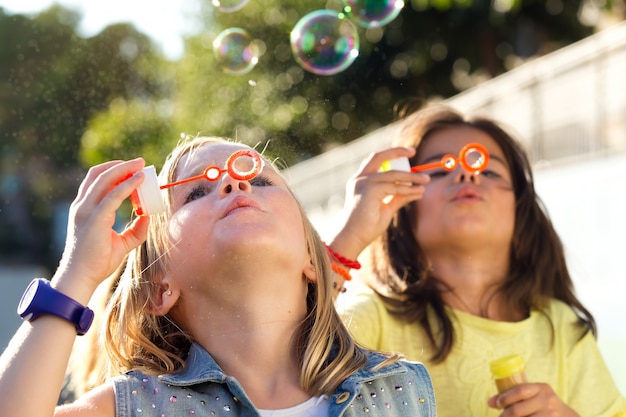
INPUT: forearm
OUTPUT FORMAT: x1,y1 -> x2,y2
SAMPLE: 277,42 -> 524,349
0,313 -> 78,415
0,271 -> 97,416
0,158 -> 149,416
326,231 -> 367,266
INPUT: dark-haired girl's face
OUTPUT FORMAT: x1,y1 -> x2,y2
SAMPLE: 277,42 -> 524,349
413,126 -> 516,252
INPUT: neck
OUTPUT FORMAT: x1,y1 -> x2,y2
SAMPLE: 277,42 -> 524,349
425,244 -> 524,321
201,314 -> 309,408
172,267 -> 312,408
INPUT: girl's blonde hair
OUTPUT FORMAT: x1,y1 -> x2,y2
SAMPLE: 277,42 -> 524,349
104,136 -> 374,395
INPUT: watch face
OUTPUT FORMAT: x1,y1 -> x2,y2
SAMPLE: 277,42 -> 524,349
17,279 -> 40,316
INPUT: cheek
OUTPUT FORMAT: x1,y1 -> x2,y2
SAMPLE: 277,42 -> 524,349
273,195 -> 308,249
168,211 -> 190,242
414,202 -> 436,241
503,197 -> 517,230
283,207 -> 307,242
168,209 -> 211,247
415,188 -> 440,224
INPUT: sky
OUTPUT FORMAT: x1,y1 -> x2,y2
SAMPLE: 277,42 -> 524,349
0,0 -> 200,58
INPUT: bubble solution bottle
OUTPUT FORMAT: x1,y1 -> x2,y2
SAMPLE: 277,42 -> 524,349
489,354 -> 528,393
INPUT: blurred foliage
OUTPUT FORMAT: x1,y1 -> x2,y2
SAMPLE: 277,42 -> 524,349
0,0 -> 623,269
0,5 -> 167,267
82,0 -> 620,166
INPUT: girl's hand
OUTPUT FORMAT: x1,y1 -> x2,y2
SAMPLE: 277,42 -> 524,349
54,158 -> 151,295
330,147 -> 430,259
488,383 -> 580,417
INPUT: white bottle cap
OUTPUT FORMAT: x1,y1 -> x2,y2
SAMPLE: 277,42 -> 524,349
131,165 -> 165,215
380,157 -> 411,172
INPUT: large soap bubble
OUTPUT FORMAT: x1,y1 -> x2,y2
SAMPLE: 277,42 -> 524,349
213,28 -> 260,75
290,9 -> 360,76
342,0 -> 405,28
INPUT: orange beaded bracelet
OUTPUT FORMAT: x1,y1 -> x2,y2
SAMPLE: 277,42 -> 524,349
331,263 -> 352,281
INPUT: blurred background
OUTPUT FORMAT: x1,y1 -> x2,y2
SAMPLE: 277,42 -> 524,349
0,0 -> 624,394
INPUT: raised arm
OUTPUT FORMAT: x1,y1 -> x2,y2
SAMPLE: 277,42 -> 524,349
327,147 -> 429,291
0,158 -> 150,417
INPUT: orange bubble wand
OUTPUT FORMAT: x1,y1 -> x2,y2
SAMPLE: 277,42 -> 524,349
382,142 -> 490,174
159,149 -> 263,189
131,149 -> 264,216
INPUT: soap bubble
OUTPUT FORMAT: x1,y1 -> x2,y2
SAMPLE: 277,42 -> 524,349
212,0 -> 249,13
213,28 -> 259,75
290,9 -> 360,76
342,0 -> 405,28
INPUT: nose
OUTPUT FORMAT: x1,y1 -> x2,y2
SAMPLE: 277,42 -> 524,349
454,168 -> 480,184
219,174 -> 252,197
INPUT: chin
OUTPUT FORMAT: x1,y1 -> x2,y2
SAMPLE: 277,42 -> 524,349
215,228 -> 291,252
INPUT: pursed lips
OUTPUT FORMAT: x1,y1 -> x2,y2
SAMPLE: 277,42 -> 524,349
452,185 -> 482,202
220,195 -> 262,218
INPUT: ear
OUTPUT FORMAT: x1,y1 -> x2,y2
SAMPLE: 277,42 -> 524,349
146,277 -> 180,316
302,253 -> 318,283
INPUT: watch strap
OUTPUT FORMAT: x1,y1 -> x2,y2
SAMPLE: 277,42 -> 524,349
19,278 -> 94,335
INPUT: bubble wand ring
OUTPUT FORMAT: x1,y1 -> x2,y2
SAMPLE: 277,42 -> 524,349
458,142 -> 489,174
225,149 -> 264,181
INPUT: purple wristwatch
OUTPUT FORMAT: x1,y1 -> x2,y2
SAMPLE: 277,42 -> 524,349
17,278 -> 94,335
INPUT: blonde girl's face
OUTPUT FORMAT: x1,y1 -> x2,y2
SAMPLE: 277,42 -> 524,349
413,126 -> 516,251
162,143 -> 311,290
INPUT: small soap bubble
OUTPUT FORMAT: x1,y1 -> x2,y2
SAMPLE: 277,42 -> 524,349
213,28 -> 260,75
342,0 -> 405,27
212,0 -> 249,13
290,9 -> 360,76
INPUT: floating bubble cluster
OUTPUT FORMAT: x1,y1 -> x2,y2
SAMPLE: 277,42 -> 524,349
212,28 -> 260,75
290,10 -> 360,76
211,1 -> 405,76
341,0 -> 405,28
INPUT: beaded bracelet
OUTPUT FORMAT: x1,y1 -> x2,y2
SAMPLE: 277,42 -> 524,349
325,244 -> 361,270
331,263 -> 352,282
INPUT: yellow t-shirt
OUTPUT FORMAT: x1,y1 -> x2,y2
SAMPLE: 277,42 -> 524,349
337,288 -> 626,417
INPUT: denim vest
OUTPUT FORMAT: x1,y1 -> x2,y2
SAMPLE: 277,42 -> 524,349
113,343 -> 436,417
